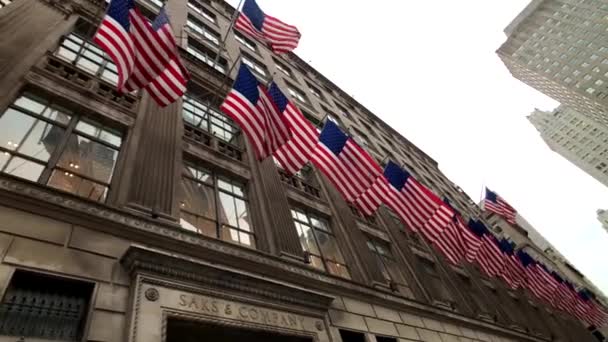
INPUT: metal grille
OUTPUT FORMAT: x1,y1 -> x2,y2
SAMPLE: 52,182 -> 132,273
0,272 -> 91,341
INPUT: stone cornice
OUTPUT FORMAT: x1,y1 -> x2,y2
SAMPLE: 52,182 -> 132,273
0,176 -> 547,342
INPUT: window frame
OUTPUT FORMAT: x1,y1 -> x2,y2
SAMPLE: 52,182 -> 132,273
186,39 -> 227,74
187,0 -> 217,24
182,94 -> 240,145
366,236 -> 408,286
186,14 -> 221,46
179,162 -> 256,248
290,208 -> 351,279
54,33 -> 119,86
234,31 -> 258,53
0,92 -> 125,203
241,54 -> 268,79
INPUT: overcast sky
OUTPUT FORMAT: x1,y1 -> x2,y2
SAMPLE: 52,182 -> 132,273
228,0 -> 608,294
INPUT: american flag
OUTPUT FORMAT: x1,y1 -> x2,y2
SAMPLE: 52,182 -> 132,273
468,220 -> 505,277
311,120 -> 381,203
517,251 -> 555,303
93,0 -> 136,90
432,212 -> 467,265
369,161 -> 452,242
124,6 -> 177,92
269,82 -> 320,175
484,188 -> 517,225
498,239 -> 526,289
461,219 -> 483,263
235,0 -> 301,54
220,64 -> 290,160
143,8 -> 189,107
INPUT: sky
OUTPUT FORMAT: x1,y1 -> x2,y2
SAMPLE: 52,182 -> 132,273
228,0 -> 608,295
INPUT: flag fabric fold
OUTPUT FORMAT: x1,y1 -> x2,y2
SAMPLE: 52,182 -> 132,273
93,0 -> 136,90
235,0 -> 301,53
269,82 -> 320,174
220,64 -> 291,160
311,120 -> 381,203
94,0 -> 189,106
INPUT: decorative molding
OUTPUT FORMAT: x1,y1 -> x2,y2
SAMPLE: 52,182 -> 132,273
121,245 -> 335,312
145,288 -> 160,302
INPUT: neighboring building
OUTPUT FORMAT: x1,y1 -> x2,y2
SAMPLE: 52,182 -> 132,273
498,0 -> 608,127
598,209 -> 608,233
0,1 -> 599,342
528,106 -> 608,187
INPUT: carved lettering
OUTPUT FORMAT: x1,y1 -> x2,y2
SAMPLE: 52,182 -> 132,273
177,294 -> 304,329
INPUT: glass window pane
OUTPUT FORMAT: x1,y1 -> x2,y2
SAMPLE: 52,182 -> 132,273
184,165 -> 212,184
309,255 -> 325,271
0,154 -> 45,182
234,198 -> 250,231
47,170 -> 108,202
310,217 -> 330,231
326,261 -> 350,279
179,179 -> 216,219
55,135 -> 119,184
295,222 -> 321,255
75,120 -> 101,137
16,120 -> 65,162
40,106 -> 72,124
315,231 -> 345,263
76,58 -> 101,74
239,232 -> 254,247
218,192 -> 238,227
220,227 -> 240,245
218,178 -> 233,192
180,212 -> 216,238
57,48 -> 77,62
14,95 -> 46,114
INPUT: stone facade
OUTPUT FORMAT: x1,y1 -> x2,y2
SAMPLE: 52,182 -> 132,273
0,0 -> 599,341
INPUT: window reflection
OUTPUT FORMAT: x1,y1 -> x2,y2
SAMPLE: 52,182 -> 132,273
179,163 -> 255,248
367,237 -> 408,286
55,33 -> 119,85
290,208 -> 351,279
182,95 -> 239,144
0,93 -> 123,203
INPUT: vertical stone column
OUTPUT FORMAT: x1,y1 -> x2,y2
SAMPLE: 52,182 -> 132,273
249,158 -> 306,259
119,95 -> 183,221
0,0 -> 77,109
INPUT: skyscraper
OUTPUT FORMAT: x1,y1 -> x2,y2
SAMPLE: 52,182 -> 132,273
0,0 -> 601,341
528,106 -> 608,187
498,0 -> 608,127
597,209 -> 608,233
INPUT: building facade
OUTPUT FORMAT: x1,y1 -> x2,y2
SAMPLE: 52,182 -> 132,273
0,0 -> 600,342
498,0 -> 608,127
528,106 -> 608,187
597,209 -> 608,233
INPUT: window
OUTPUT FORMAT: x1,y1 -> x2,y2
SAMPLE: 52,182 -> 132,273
140,0 -> 165,10
366,237 -> 407,286
376,337 -> 397,342
234,31 -> 257,52
187,15 -> 220,46
287,84 -> 308,104
187,0 -> 216,23
335,102 -> 350,117
0,93 -> 123,202
339,330 -> 366,342
302,110 -> 321,127
55,33 -> 118,85
273,59 -> 292,77
0,0 -> 12,9
241,55 -> 267,79
187,40 -> 227,73
182,94 -> 239,143
179,163 -> 255,248
418,257 -> 454,305
0,270 -> 94,341
291,208 -> 351,279
306,83 -> 325,101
